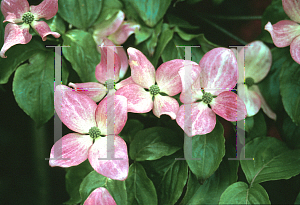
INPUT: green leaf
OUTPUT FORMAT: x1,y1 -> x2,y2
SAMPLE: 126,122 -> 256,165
181,144 -> 238,205
219,182 -> 271,204
187,119 -> 225,183
186,0 -> 203,4
0,37 -> 47,84
129,127 -> 182,161
64,160 -> 94,204
12,51 -> 60,126
150,24 -> 174,67
295,191 -> 300,204
166,14 -> 199,29
58,0 -> 103,29
44,14 -> 66,34
280,55 -> 300,126
246,110 -> 267,143
259,0 -> 289,43
244,116 -> 254,132
62,30 -> 100,82
212,0 -> 224,4
145,20 -> 163,57
79,171 -> 107,204
280,111 -> 300,149
241,137 -> 300,185
122,0 -> 172,27
119,119 -> 144,143
258,47 -> 287,114
92,0 -> 123,26
126,163 -> 158,205
158,159 -> 188,205
106,179 -> 127,205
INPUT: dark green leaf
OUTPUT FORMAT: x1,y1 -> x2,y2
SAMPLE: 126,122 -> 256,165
92,0 -> 123,26
129,127 -> 181,161
106,179 -> 127,205
166,14 -> 199,29
126,163 -> 158,205
119,119 -> 144,143
280,111 -> 300,149
186,0 -> 203,4
280,55 -> 300,126
259,0 -> 289,43
122,0 -> 172,27
219,182 -> 271,204
64,160 -> 93,204
150,24 -> 173,67
145,20 -> 163,57
158,159 -> 188,205
181,144 -> 238,204
246,110 -> 267,143
0,37 -> 47,84
79,171 -> 107,204
187,119 -> 225,183
58,0 -> 103,29
258,47 -> 287,114
12,51 -> 59,126
44,14 -> 66,34
295,191 -> 300,204
62,30 -> 100,82
241,137 -> 300,185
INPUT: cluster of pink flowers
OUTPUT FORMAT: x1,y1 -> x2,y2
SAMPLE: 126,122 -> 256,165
1,1 -> 277,203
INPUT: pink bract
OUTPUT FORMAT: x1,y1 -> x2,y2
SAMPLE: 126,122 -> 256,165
237,41 -> 276,120
84,187 -> 116,205
49,85 -> 129,181
176,47 -> 247,137
93,11 -> 140,79
264,0 -> 300,64
69,45 -> 135,102
116,47 -> 199,120
0,0 -> 60,58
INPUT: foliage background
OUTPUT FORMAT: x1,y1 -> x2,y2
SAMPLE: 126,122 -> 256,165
0,0 -> 300,204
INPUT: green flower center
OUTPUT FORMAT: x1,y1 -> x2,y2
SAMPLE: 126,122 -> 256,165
245,77 -> 255,88
22,12 -> 34,24
105,79 -> 116,90
149,85 -> 160,96
89,127 -> 101,139
202,92 -> 213,104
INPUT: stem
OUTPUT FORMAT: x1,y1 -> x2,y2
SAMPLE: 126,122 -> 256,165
200,13 -> 262,20
32,122 -> 50,204
198,15 -> 248,45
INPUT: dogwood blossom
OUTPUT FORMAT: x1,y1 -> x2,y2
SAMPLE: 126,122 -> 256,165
237,41 -> 276,120
265,0 -> 300,64
93,11 -> 140,78
84,187 -> 116,205
176,47 -> 247,137
0,0 -> 60,58
68,45 -> 135,102
115,47 -> 199,120
49,85 -> 129,181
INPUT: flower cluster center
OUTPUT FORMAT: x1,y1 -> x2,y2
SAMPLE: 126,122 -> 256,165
202,92 -> 213,104
149,85 -> 160,96
105,79 -> 115,90
89,127 -> 101,139
245,77 -> 255,87
22,12 -> 34,25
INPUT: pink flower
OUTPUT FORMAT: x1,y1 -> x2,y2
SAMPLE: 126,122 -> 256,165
264,0 -> 300,64
93,11 -> 140,79
68,45 -> 135,102
237,41 -> 276,120
49,85 -> 129,181
176,48 -> 247,137
115,47 -> 199,120
0,0 -> 60,58
84,187 -> 116,205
